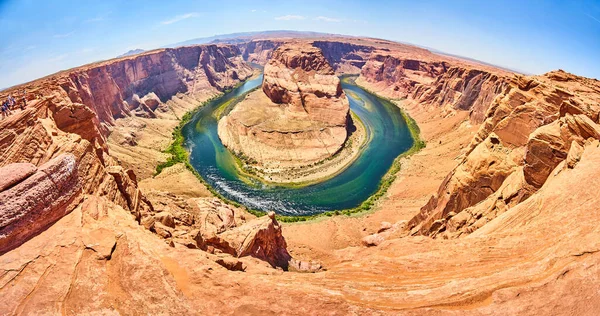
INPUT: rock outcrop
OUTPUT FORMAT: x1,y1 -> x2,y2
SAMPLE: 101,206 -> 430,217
261,43 -> 349,128
0,162 -> 37,191
405,70 -> 600,238
357,52 -> 510,124
2,34 -> 600,314
205,212 -> 292,269
218,43 -> 351,168
0,155 -> 81,253
0,44 -> 253,255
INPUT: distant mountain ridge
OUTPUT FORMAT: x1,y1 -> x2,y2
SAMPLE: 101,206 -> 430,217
117,49 -> 145,58
163,30 -> 522,75
163,30 -> 339,48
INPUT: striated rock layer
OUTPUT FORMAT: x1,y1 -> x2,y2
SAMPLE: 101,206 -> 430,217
0,44 -> 254,254
401,70 -> 600,238
218,43 -> 351,168
2,35 -> 600,314
0,155 -> 80,253
351,41 -> 600,241
239,39 -> 377,74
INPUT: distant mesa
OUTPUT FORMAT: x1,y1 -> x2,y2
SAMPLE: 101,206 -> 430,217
117,49 -> 145,58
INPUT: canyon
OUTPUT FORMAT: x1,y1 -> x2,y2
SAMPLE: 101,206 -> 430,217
1,33 -> 600,315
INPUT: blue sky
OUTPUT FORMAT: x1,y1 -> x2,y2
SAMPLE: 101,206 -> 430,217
0,0 -> 599,88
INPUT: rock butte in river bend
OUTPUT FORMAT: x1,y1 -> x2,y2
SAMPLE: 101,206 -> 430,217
1,33 -> 600,314
218,42 -> 351,170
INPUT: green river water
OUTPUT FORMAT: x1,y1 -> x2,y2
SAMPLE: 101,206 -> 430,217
182,74 -> 414,216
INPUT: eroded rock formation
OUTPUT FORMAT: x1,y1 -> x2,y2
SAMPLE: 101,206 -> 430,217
0,155 -> 80,253
357,51 -> 510,124
403,70 -> 600,238
2,35 -> 600,314
0,44 -> 257,255
218,42 -> 351,168
344,42 -> 600,240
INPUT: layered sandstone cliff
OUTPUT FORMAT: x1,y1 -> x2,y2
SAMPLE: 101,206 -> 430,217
240,39 -> 380,74
357,50 -> 511,124
218,43 -> 351,170
344,40 -> 600,243
239,39 -> 283,65
0,44 -> 258,255
2,35 -> 600,314
401,70 -> 600,238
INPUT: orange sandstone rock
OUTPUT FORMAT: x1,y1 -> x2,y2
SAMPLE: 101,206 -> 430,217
0,154 -> 81,254
218,42 -> 350,168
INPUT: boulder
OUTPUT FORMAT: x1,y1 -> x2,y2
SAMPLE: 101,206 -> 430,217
214,256 -> 246,272
140,92 -> 161,111
361,234 -> 385,247
217,206 -> 236,229
154,211 -> 176,228
153,222 -> 173,239
200,212 -> 293,269
188,198 -> 242,235
377,221 -> 393,233
0,154 -> 81,254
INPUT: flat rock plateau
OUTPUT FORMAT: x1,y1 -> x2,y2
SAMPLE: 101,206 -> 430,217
1,33 -> 600,315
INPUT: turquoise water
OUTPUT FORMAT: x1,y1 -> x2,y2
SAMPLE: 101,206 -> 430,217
182,74 -> 414,216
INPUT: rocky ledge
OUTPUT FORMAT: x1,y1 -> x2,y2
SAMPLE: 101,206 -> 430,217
218,43 -> 362,183
0,43 -> 308,270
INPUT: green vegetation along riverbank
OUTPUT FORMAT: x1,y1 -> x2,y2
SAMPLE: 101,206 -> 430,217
157,73 -> 425,223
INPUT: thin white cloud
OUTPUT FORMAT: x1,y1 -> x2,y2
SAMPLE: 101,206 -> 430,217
314,16 -> 341,23
251,9 -> 257,12
160,12 -> 199,25
275,15 -> 306,21
53,31 -> 74,38
584,13 -> 600,24
24,45 -> 36,51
